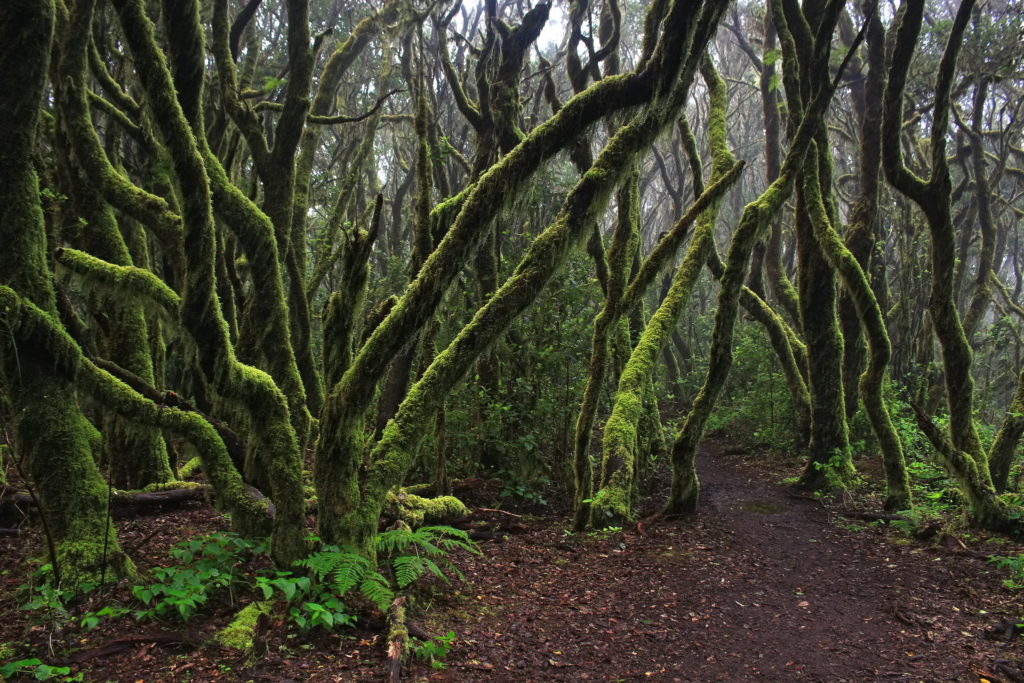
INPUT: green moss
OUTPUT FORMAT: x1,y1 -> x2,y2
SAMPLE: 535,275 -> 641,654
56,248 -> 180,316
139,480 -> 204,492
177,456 -> 202,479
385,491 -> 470,527
215,601 -> 271,651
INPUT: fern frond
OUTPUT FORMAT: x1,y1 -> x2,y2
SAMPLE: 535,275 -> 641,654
376,527 -> 414,555
295,550 -> 372,597
359,572 -> 394,612
419,526 -> 480,554
392,555 -> 424,588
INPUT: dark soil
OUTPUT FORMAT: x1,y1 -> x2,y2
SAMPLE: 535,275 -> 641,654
3,443 -> 1023,682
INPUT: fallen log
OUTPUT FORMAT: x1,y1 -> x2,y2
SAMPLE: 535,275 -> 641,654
386,596 -> 408,683
2,485 -> 212,511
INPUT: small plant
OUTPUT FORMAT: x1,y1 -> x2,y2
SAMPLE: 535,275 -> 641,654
499,477 -> 549,507
258,527 -> 480,632
132,532 -> 257,621
990,553 -> 1024,590
0,658 -> 81,681
409,630 -> 456,670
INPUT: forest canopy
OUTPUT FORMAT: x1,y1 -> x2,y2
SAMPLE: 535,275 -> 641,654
3,0 -> 1024,598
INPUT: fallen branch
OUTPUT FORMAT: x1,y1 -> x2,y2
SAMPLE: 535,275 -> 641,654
475,507 -> 524,518
0,527 -> 19,537
838,510 -> 912,522
2,486 -> 212,511
66,633 -> 190,664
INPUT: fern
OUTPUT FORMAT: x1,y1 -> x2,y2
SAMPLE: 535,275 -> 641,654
359,573 -> 395,611
393,555 -> 447,588
295,549 -> 373,597
376,525 -> 479,558
376,525 -> 478,589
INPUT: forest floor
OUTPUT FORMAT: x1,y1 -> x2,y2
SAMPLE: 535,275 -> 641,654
3,441 -> 1024,681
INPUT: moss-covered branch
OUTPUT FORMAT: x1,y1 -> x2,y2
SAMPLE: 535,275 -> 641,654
56,247 -> 181,317
315,0 -> 727,545
319,0 -> 730,551
0,287 -> 273,535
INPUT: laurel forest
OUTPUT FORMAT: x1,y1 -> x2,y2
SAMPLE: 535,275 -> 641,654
2,0 -> 1024,678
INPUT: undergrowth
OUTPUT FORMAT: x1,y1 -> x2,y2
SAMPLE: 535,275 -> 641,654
5,526 -> 479,674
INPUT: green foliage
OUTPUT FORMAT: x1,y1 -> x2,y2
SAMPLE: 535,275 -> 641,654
499,475 -> 549,507
132,532 -> 258,622
437,251 -> 596,481
989,553 -> 1024,590
0,658 -> 81,681
260,527 -> 479,631
18,528 -> 480,642
375,525 -> 480,586
699,320 -> 799,449
409,630 -> 456,670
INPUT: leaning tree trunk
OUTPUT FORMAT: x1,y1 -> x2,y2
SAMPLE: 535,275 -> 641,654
881,0 -> 1014,530
593,58 -> 738,525
0,0 -> 132,587
665,0 -> 856,513
321,0 -> 730,554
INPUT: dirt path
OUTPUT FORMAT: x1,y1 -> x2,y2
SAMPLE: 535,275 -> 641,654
436,449 -> 1024,681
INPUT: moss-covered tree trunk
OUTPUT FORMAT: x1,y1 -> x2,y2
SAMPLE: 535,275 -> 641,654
572,168 -> 642,528
593,58 -> 737,525
771,0 -> 853,490
54,0 -> 172,489
795,149 -> 852,489
801,144 -> 911,510
0,0 -> 132,586
111,0 -> 307,564
882,0 -> 1014,530
665,0 -> 854,513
